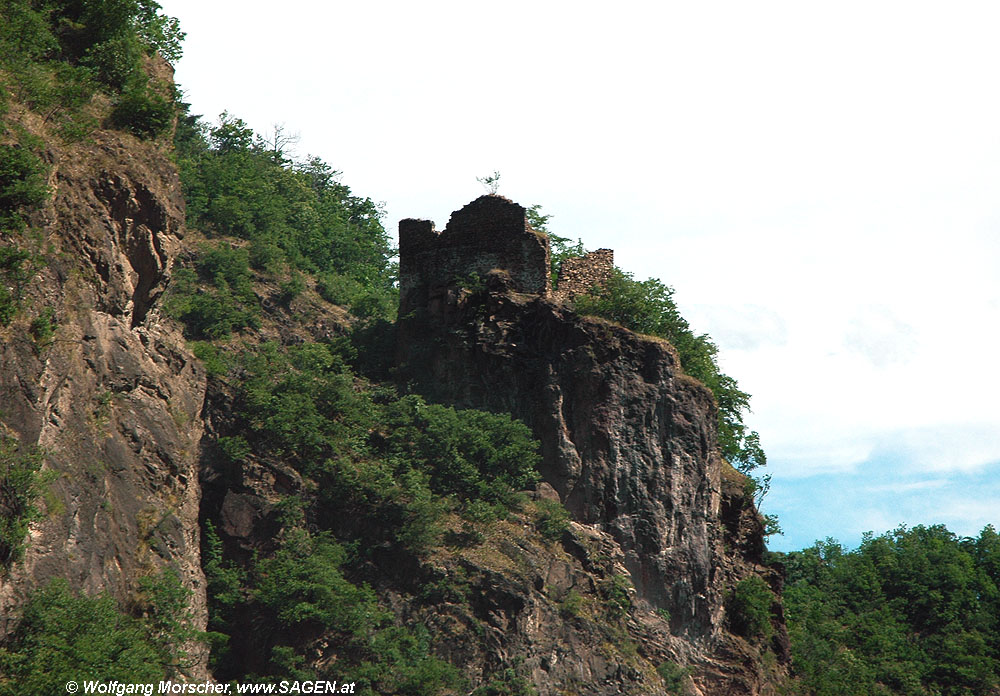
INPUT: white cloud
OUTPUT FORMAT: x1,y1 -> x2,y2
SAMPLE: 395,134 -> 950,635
843,306 -> 918,368
686,304 -> 789,352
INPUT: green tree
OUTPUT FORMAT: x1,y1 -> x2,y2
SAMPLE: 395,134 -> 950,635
0,580 -> 172,694
781,525 -> 1000,696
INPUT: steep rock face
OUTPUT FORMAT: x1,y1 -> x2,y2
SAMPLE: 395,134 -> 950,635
401,284 -> 720,631
396,200 -> 789,693
0,126 -> 208,669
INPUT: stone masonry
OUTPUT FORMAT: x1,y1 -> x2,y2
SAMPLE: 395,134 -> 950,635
399,195 -> 616,314
554,248 -> 614,301
398,195 -> 551,315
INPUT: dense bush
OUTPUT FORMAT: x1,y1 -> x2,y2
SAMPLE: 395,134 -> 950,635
174,112 -> 397,321
110,84 -> 174,138
381,396 -> 540,505
780,525 -> 1000,696
0,569 -> 197,695
728,576 -> 774,639
0,144 -> 49,232
198,338 -> 546,680
0,245 -> 39,325
165,243 -> 259,338
0,0 -> 183,141
205,524 -> 461,692
656,661 -> 691,696
0,437 -> 45,571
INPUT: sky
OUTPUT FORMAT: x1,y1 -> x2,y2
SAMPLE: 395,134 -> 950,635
158,0 -> 1000,552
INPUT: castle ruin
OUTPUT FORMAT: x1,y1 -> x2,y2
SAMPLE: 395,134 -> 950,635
398,195 -> 613,313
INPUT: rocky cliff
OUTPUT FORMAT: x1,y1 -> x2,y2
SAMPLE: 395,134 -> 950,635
395,197 -> 789,694
0,115 -> 787,692
0,119 -> 209,672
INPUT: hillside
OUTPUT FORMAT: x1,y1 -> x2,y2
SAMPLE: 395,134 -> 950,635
0,3 -> 789,694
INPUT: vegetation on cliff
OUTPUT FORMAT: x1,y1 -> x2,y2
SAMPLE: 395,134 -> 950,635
4,4 -> 999,695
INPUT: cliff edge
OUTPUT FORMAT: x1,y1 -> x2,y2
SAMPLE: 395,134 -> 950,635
396,195 -> 789,694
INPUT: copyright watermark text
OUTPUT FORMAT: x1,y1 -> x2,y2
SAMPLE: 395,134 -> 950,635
65,680 -> 355,695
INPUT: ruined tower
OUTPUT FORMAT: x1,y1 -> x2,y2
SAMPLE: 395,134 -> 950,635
398,195 -> 551,315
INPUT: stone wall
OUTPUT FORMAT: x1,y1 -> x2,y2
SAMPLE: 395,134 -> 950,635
398,195 -> 551,314
555,248 -> 614,300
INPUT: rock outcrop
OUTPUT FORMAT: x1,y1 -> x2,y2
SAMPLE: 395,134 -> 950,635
0,126 -> 208,672
396,196 -> 789,694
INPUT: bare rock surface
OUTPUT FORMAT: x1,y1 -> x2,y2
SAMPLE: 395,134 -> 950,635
0,128 -> 208,674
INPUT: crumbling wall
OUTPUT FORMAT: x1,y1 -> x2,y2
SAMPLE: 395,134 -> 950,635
398,195 -> 551,314
555,248 -> 614,301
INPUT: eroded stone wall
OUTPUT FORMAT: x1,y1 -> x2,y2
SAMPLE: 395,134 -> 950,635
555,248 -> 614,300
398,195 -> 551,314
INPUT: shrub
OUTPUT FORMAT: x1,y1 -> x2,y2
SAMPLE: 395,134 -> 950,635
602,574 -> 633,619
656,662 -> 691,696
0,144 -> 49,231
189,340 -> 232,377
0,579 -> 173,694
0,437 -> 45,571
471,664 -> 537,696
0,568 -> 201,684
572,267 -> 768,481
82,34 -> 144,91
381,396 -> 540,505
29,306 -> 56,345
279,272 -> 305,303
165,244 -> 260,339
135,568 -> 201,672
559,590 -> 584,618
728,576 -> 773,639
0,245 -> 38,325
110,85 -> 174,139
252,528 -> 381,635
534,499 -> 570,542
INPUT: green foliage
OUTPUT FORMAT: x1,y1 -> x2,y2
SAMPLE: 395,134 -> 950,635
656,662 -> 691,696
217,435 -> 250,463
0,244 -> 40,325
0,144 -> 49,233
601,574 -> 633,619
728,576 -> 773,639
0,437 -> 45,571
0,580 -> 165,694
253,528 -> 380,634
782,525 -> 1000,696
198,335 -> 545,683
525,203 -> 550,234
207,525 -> 461,693
534,499 -> 570,541
477,170 -> 500,195
471,663 -> 537,696
165,243 -> 259,338
559,589 -> 584,618
381,396 -> 540,505
174,112 -> 396,321
317,270 -> 395,320
109,84 -> 174,138
235,341 -> 369,467
541,208 -> 587,287
0,0 -> 183,140
0,567 -> 198,694
189,340 -> 233,377
135,568 -> 201,672
29,305 -> 55,345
